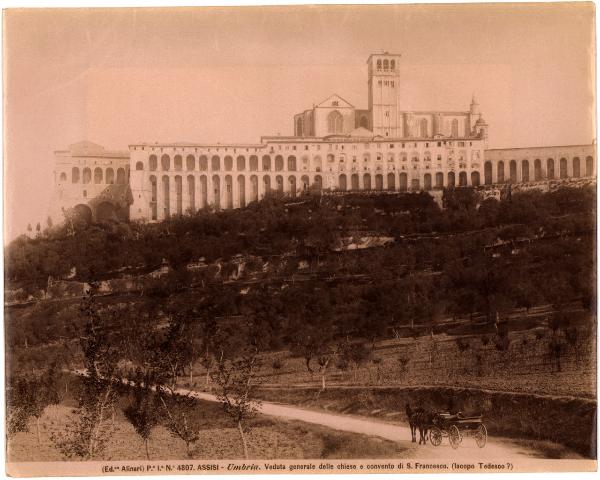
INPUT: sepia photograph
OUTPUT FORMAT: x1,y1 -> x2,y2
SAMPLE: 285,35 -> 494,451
3,2 -> 597,476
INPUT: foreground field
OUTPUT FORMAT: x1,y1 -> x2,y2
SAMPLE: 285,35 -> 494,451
7,402 -> 408,462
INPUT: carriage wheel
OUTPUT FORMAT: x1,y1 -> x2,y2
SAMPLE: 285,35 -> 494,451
475,424 -> 487,448
449,425 -> 461,449
429,427 -> 442,447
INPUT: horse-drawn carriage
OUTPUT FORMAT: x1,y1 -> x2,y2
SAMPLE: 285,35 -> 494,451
428,412 -> 488,449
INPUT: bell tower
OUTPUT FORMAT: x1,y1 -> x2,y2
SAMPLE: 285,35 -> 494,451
368,52 -> 402,137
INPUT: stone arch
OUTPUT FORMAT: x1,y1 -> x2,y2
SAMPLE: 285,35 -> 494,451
522,160 -> 530,182
237,175 -> 246,207
288,156 -> 297,171
509,160 -> 517,183
572,157 -> 580,178
363,173 -> 372,190
106,168 -> 115,184
399,172 -> 408,191
314,175 -> 323,192
224,156 -> 233,172
199,155 -> 208,171
263,175 -> 271,193
471,171 -> 480,186
72,204 -> 92,225
149,155 -> 158,171
249,155 -> 258,171
200,175 -> 208,208
262,155 -> 272,171
149,175 -> 157,220
559,157 -> 568,178
236,155 -> 246,171
586,156 -> 594,176
547,158 -> 555,179
351,173 -> 359,190
162,175 -> 170,218
359,115 -> 369,129
117,168 -> 126,184
497,161 -> 505,183
435,172 -> 444,189
174,176 -> 183,215
94,167 -> 103,184
187,175 -> 195,213
375,174 -> 383,190
96,201 -> 117,223
274,155 -> 284,172
288,176 -> 297,197
459,171 -> 468,186
411,178 -> 420,191
174,155 -> 182,171
339,174 -> 347,191
448,171 -> 456,187
224,175 -> 233,209
424,173 -> 432,191
72,167 -> 80,183
275,175 -> 284,193
327,110 -> 344,134
387,172 -> 396,191
82,168 -> 92,184
301,175 -> 310,191
211,155 -> 220,171
161,154 -> 170,171
186,155 -> 195,171
534,159 -> 542,180
212,175 -> 221,210
250,175 -> 259,202
484,161 -> 492,184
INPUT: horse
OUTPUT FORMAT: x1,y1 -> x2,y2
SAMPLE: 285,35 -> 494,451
404,403 -> 423,443
415,409 -> 436,445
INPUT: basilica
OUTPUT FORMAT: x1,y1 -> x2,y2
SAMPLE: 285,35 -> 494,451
51,52 -> 594,223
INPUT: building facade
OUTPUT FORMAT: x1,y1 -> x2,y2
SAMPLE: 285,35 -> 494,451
51,53 -> 595,224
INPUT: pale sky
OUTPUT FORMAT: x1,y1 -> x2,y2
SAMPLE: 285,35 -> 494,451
4,4 -> 596,241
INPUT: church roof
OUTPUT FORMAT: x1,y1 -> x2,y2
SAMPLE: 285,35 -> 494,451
316,94 -> 354,109
348,127 -> 374,138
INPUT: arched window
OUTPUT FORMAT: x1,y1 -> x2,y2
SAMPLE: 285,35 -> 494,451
424,173 -> 432,191
149,175 -> 157,220
377,59 -> 382,70
106,168 -> 115,184
117,168 -> 126,184
339,174 -> 347,191
296,118 -> 303,136
435,172 -> 444,189
586,156 -> 594,176
149,155 -> 157,171
187,175 -> 196,213
363,173 -> 372,190
375,174 -> 383,190
275,155 -> 284,171
161,154 -> 170,171
459,171 -> 468,186
237,155 -> 245,171
359,116 -> 368,129
224,156 -> 233,171
211,155 -> 220,171
447,171 -> 456,187
559,157 -> 568,178
237,175 -> 246,207
82,168 -> 92,184
390,59 -> 395,70
288,156 -> 297,171
387,172 -> 396,191
509,160 -> 517,183
419,118 -> 428,137
497,161 -> 505,183
199,155 -> 208,171
534,159 -> 542,180
262,155 -> 271,171
71,167 -> 80,183
547,158 -> 555,179
327,110 -> 344,134
249,155 -> 258,171
521,160 -> 529,182
572,157 -> 580,177
186,155 -> 195,171
59,172 -> 67,182
471,171 -> 480,186
135,162 -> 143,171
484,161 -> 492,184
399,172 -> 408,191
451,119 -> 459,138
313,156 -> 322,172
174,155 -> 182,171
383,59 -> 389,70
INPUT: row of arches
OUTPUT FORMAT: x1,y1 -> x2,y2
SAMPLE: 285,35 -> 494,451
141,154 -> 304,173
483,156 -> 594,184
147,174 -> 324,220
65,166 -> 128,185
337,171 -> 480,191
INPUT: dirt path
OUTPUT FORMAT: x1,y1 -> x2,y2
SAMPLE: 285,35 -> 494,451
186,389 -> 551,460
